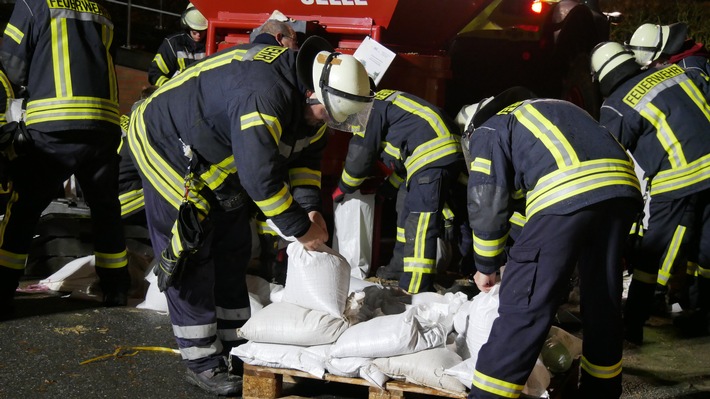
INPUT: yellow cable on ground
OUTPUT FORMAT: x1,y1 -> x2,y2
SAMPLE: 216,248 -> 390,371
80,346 -> 180,365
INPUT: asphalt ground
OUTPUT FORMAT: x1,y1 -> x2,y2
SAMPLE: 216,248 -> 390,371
2,282 -> 710,399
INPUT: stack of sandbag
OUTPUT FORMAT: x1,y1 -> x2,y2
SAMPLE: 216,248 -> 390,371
233,245 -> 579,398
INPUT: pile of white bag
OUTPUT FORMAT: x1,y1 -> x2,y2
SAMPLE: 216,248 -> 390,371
232,241 -> 581,397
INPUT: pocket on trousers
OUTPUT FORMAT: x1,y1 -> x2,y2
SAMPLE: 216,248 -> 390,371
502,246 -> 540,308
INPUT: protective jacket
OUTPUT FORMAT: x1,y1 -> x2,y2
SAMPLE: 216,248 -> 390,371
148,32 -> 206,87
0,0 -> 119,132
468,99 -> 642,274
0,66 -> 12,127
668,40 -> 710,76
600,64 -> 710,201
338,90 -> 463,193
129,43 -> 323,240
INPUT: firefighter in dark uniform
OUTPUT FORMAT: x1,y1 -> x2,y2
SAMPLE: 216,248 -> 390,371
332,89 -> 466,293
591,41 -> 710,342
127,37 -> 373,395
0,0 -> 130,318
627,22 -> 710,76
462,87 -> 642,399
148,3 -> 207,87
0,62 -> 17,221
117,86 -> 157,224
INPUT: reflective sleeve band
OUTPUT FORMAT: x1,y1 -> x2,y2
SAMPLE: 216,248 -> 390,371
254,184 -> 294,217
289,167 -> 321,188
94,249 -> 128,269
472,369 -> 524,398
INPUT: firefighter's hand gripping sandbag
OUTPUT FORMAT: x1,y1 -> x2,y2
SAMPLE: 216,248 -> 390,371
154,201 -> 204,292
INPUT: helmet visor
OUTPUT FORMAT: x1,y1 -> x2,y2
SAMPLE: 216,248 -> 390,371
323,89 -> 374,133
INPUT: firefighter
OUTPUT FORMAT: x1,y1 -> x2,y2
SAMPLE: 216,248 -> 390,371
0,0 -> 130,319
148,3 -> 207,87
332,89 -> 466,293
117,86 -> 158,225
627,22 -> 710,316
627,22 -> 710,75
127,36 -> 372,395
462,87 -> 642,399
0,61 -> 16,218
591,41 -> 710,343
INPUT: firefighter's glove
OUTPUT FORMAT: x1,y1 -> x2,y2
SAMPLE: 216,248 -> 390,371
155,248 -> 186,292
332,186 -> 345,203
154,201 -> 204,292
376,180 -> 399,200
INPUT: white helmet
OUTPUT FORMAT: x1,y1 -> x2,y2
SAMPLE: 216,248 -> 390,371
627,22 -> 688,66
311,51 -> 374,132
455,98 -> 493,135
590,41 -> 640,97
181,3 -> 208,31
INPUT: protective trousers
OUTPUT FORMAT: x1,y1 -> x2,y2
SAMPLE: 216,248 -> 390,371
398,167 -> 455,293
143,186 -> 251,373
469,198 -> 637,399
624,189 -> 710,329
0,129 -> 129,298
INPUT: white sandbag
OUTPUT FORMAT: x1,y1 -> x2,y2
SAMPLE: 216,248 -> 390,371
329,306 -> 447,359
465,284 -> 500,357
231,342 -> 330,378
237,302 -> 348,346
136,269 -> 168,313
443,356 -> 550,398
39,255 -> 96,292
281,242 -> 350,317
332,191 -> 376,279
326,357 -> 390,388
374,348 -> 466,393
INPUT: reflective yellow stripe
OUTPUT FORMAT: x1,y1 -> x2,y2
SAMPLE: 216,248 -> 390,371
4,23 -> 23,45
515,104 -> 578,168
679,78 -> 710,124
471,157 -> 491,175
657,225 -> 686,286
403,257 -> 435,293
473,233 -> 508,258
341,169 -> 366,188
95,249 -> 128,269
254,184 -> 293,217
155,75 -> 169,87
632,269 -> 657,284
199,156 -> 237,191
404,136 -> 461,182
389,172 -> 404,188
0,191 -> 19,247
127,111 -> 210,214
581,356 -> 622,379
686,261 -> 698,276
0,248 -> 27,270
289,167 -> 321,188
240,112 -> 282,144
509,212 -> 526,228
641,103 -> 686,168
414,212 -> 431,259
103,24 -> 117,102
393,95 -> 451,137
651,152 -> 710,195
383,141 -> 401,160
256,220 -> 277,236
153,53 -> 169,74
526,159 -> 640,219
50,18 -> 72,97
26,97 -> 120,125
310,124 -> 327,144
119,189 -> 144,216
698,264 -> 710,278
177,58 -> 186,71
472,369 -> 524,398
396,227 -> 405,243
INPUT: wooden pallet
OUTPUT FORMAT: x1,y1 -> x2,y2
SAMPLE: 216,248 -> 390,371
243,361 -> 579,399
243,363 -> 466,399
